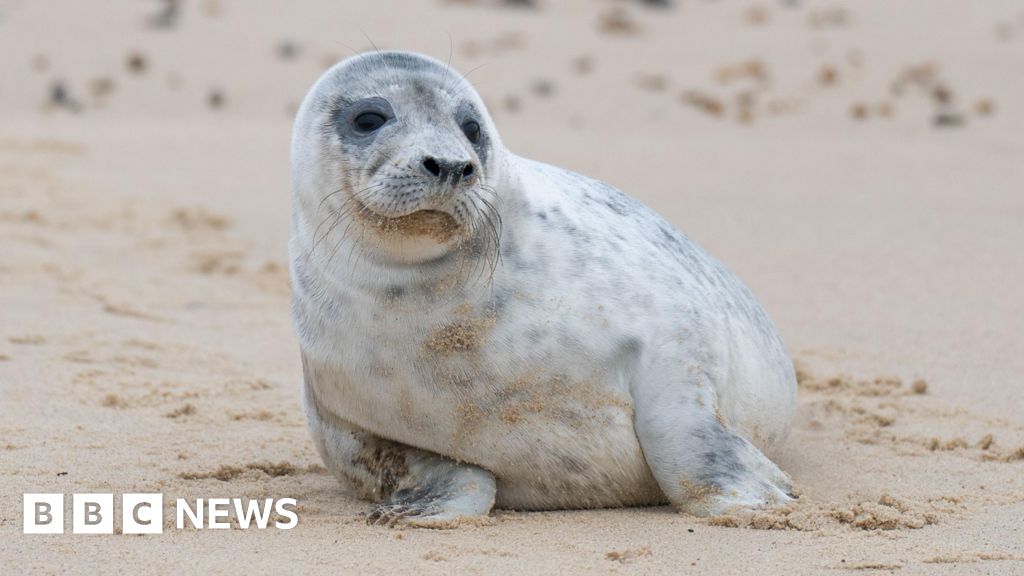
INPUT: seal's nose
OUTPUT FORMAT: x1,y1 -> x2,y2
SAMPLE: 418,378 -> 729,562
421,156 -> 476,184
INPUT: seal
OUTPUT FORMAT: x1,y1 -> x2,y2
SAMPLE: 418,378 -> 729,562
290,51 -> 797,527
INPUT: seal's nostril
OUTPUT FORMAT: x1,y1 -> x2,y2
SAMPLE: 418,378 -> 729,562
462,164 -> 475,178
423,157 -> 441,177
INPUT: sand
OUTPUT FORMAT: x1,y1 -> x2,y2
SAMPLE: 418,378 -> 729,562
2,0 -> 1023,574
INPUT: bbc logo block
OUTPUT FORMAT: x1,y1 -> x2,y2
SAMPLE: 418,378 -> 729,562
23,493 -> 297,533
123,493 -> 164,534
24,493 -> 163,534
23,494 -> 64,534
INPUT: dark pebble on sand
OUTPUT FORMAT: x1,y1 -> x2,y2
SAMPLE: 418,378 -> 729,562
572,55 -> 594,75
147,0 -> 180,29
933,111 -> 965,128
126,52 -> 148,74
599,7 -> 639,35
502,0 -> 537,8
207,89 -> 226,109
49,81 -> 81,112
503,95 -> 522,113
530,79 -> 554,98
276,40 -> 301,60
931,84 -> 953,104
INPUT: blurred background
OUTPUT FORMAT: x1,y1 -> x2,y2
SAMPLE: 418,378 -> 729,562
2,0 -> 1021,407
2,2 -> 1024,572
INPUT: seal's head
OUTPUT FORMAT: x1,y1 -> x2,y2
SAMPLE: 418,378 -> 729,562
292,51 -> 504,265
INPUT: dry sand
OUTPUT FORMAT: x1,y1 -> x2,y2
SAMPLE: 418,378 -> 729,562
2,0 -> 1024,573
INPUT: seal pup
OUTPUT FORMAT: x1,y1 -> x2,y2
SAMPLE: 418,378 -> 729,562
290,51 -> 797,527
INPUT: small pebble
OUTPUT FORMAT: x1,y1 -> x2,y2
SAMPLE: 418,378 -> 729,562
599,7 -> 639,35
572,55 -> 594,75
207,89 -> 226,109
126,52 -> 148,74
933,111 -> 965,128
817,65 -> 839,86
276,40 -> 301,60
974,99 -> 995,116
530,79 -> 554,98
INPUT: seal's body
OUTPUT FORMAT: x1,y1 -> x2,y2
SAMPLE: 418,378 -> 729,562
291,51 -> 796,526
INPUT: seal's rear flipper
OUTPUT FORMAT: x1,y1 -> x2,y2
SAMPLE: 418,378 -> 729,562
633,374 -> 793,516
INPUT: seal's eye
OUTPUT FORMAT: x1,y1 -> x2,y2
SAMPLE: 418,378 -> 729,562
462,120 -> 481,144
353,112 -> 387,133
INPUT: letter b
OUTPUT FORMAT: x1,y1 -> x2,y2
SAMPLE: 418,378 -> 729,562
73,494 -> 113,534
23,494 -> 64,534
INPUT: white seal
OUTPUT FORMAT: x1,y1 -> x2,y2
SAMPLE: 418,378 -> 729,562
290,51 -> 796,526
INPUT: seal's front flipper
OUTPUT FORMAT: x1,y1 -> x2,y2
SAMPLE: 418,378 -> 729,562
633,375 -> 793,516
366,458 -> 496,528
304,378 -> 495,528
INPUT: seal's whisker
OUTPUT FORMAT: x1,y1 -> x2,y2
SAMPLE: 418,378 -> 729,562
309,183 -> 384,261
441,30 -> 455,93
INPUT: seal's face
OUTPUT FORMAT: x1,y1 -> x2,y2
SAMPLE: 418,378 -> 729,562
299,51 -> 502,264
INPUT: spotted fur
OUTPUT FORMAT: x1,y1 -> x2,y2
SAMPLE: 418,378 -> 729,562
291,51 -> 797,525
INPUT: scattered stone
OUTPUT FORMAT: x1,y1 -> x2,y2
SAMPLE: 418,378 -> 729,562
974,99 -> 995,116
850,103 -> 869,120
572,55 -> 594,75
126,52 -> 148,75
599,7 -> 639,35
933,111 -> 965,128
207,89 -> 226,110
681,91 -> 725,117
931,84 -> 953,104
817,65 -> 839,86
147,0 -> 180,29
503,95 -> 522,113
530,79 -> 554,98
48,81 -> 81,112
910,379 -> 928,394
276,40 -> 301,60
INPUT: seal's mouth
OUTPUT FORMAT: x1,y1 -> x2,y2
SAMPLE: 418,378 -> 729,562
356,202 -> 462,244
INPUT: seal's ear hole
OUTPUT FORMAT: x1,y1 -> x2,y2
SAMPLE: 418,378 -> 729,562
354,112 -> 387,133
462,120 -> 481,144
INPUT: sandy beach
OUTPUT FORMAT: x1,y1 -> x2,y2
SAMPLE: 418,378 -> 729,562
2,0 -> 1023,573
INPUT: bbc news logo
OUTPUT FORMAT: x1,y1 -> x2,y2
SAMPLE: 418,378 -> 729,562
23,494 -> 298,534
